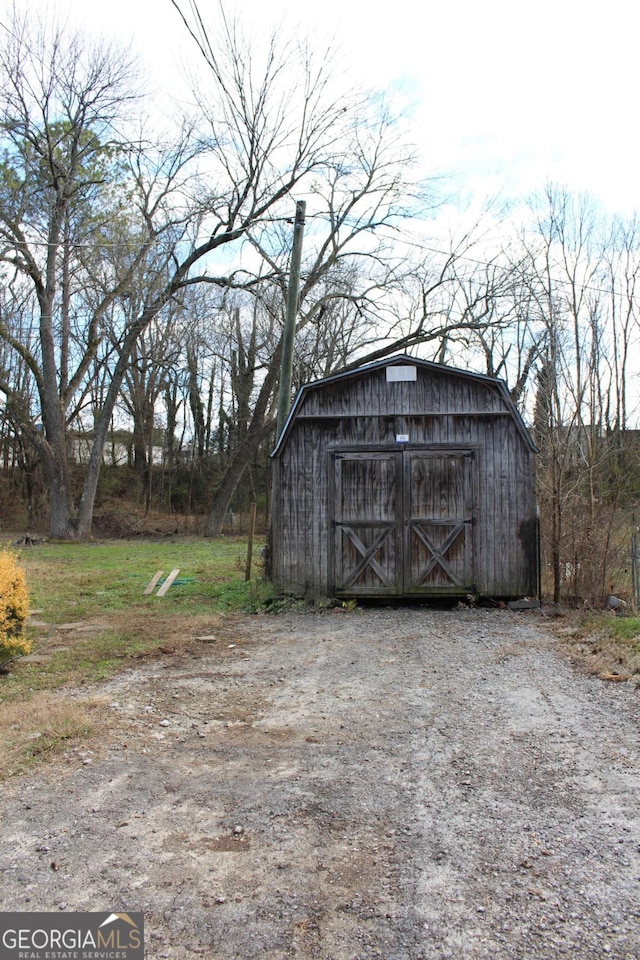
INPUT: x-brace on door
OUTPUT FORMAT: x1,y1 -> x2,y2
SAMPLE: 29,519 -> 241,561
331,448 -> 476,597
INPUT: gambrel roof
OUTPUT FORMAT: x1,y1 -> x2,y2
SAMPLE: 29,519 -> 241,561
272,354 -> 536,456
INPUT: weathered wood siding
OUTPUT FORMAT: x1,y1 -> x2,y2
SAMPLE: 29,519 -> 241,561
271,359 -> 537,600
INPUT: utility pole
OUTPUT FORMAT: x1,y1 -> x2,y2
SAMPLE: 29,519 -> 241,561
275,200 -> 306,441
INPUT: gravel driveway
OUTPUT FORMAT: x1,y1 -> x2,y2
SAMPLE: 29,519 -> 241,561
1,606 -> 639,959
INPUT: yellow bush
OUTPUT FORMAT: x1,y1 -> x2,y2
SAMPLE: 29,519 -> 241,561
0,548 -> 31,662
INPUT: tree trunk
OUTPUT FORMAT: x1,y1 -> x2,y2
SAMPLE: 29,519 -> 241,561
75,320 -> 154,537
38,439 -> 78,538
204,420 -> 275,536
48,479 -> 78,538
133,418 -> 148,475
204,453 -> 250,537
204,347 -> 280,537
551,455 -> 563,605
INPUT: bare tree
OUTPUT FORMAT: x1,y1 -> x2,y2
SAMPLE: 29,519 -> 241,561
604,214 -> 640,432
0,8 -> 379,538
515,184 -> 637,602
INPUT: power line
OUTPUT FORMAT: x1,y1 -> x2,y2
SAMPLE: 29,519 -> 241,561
398,234 -> 640,306
5,216 -> 640,311
317,217 -> 640,307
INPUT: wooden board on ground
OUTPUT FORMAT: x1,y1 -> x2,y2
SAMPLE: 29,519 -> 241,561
156,569 -> 180,597
144,571 -> 164,595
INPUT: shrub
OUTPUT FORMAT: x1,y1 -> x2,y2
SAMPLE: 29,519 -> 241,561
0,548 -> 31,663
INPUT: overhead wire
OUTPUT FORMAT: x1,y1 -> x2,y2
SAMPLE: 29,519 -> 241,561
1,19 -> 639,309
7,220 -> 640,311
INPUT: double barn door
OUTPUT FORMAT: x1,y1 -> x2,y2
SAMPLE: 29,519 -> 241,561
331,448 -> 476,597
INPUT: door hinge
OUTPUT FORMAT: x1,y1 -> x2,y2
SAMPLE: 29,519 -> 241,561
464,516 -> 477,525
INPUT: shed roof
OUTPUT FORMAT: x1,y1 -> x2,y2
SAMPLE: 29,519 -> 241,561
271,354 -> 537,456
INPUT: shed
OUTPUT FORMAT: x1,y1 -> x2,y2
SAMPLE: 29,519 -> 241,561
270,355 -> 538,601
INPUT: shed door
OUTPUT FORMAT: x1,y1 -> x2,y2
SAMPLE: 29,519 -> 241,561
332,452 -> 402,595
404,451 -> 475,595
332,449 -> 475,597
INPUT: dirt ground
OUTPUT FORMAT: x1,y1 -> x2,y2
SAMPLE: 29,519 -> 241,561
1,606 -> 640,960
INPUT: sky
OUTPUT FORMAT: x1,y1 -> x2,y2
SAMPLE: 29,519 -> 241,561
12,0 -> 640,219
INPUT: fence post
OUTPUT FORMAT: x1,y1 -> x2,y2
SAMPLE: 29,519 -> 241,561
245,501 -> 257,582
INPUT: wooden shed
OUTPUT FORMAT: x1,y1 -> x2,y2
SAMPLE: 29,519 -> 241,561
270,355 -> 538,602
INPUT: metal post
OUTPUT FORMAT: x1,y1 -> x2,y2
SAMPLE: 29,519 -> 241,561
276,200 -> 306,441
537,508 -> 543,606
245,501 -> 257,582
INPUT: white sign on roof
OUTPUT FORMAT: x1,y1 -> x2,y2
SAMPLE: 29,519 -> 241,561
386,365 -> 417,382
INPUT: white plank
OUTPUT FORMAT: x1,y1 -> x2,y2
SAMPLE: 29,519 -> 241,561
156,568 -> 180,597
143,570 -> 164,595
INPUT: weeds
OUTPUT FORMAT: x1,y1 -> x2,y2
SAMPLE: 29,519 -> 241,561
0,535 -> 267,779
0,694 -> 101,779
553,611 -> 640,681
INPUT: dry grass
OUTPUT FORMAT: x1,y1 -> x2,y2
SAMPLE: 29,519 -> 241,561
492,641 -> 527,664
0,535 -> 265,782
550,611 -> 640,684
0,693 -> 108,779
0,608 -> 245,780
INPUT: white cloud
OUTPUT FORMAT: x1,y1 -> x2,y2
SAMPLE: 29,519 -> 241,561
12,0 -> 640,214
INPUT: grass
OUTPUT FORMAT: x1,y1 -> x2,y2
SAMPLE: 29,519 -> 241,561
605,614 -> 640,642
1,693 -> 101,778
588,613 -> 640,676
0,534 -> 270,779
554,610 -> 640,682
17,535 -> 269,620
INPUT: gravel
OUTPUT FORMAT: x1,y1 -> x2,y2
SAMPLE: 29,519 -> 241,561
1,605 -> 639,959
